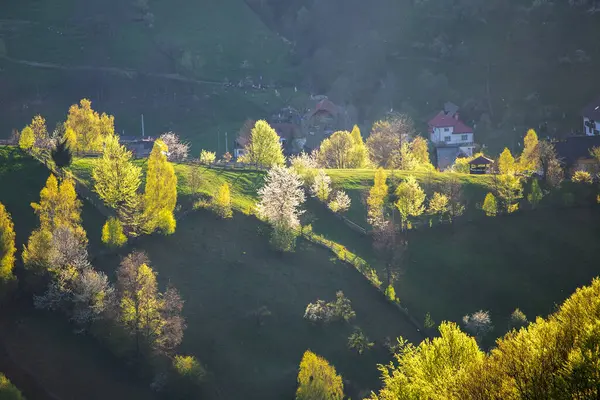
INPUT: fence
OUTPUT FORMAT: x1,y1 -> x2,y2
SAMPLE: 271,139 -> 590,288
182,160 -> 268,172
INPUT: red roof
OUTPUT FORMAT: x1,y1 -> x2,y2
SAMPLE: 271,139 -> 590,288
308,99 -> 338,119
428,111 -> 473,134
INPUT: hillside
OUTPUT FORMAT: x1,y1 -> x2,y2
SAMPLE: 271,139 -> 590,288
0,0 -> 300,151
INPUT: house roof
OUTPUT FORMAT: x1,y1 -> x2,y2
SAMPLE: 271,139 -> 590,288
436,147 -> 462,170
308,99 -> 338,119
428,111 -> 473,134
555,135 -> 600,165
582,96 -> 600,120
469,155 -> 494,165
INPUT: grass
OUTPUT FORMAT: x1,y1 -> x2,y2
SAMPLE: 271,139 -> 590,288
93,210 -> 423,400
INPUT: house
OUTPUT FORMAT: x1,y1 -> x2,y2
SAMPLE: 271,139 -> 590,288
468,155 -> 494,174
554,135 -> 600,174
302,97 -> 351,151
428,106 -> 475,170
120,136 -> 156,158
582,96 -> 600,136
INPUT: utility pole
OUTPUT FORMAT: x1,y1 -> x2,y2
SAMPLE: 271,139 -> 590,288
141,114 -> 145,138
218,131 -> 220,155
225,132 -> 228,154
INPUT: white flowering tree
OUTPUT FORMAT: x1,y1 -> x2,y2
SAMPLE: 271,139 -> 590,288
159,132 -> 189,162
328,190 -> 351,213
257,166 -> 305,251
311,169 -> 332,202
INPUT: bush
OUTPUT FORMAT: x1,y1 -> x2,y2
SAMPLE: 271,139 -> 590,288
199,150 -> 216,165
166,355 -> 206,399
509,308 -> 528,330
572,170 -> 593,184
101,217 -> 127,247
384,285 -> 397,302
348,327 -> 374,355
304,300 -> 334,323
424,312 -> 435,329
304,292 -> 355,324
462,310 -> 493,340
270,223 -> 299,252
0,373 -> 24,400
331,291 -> 356,322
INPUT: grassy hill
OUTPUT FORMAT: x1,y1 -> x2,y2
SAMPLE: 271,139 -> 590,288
0,0 -> 301,151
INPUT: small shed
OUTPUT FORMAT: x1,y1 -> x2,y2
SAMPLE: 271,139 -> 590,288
468,155 -> 493,174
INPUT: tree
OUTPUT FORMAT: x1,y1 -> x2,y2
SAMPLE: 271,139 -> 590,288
509,308 -> 528,330
317,131 -> 354,168
482,193 -> 497,216
213,183 -> 233,218
102,217 -> 127,247
30,115 -> 49,148
71,267 -> 114,327
395,176 -> 426,229
411,136 -> 431,167
18,126 -> 35,151
373,220 -> 406,287
311,170 -> 332,202
427,192 -> 449,223
158,285 -> 186,354
538,141 -> 563,187
520,129 -> 539,172
51,138 -> 73,168
93,135 -> 142,209
348,327 -> 374,354
22,228 -> 53,273
257,166 -> 305,251
443,177 -> 465,221
199,149 -> 216,165
0,373 -> 24,400
290,152 -> 318,188
0,203 -> 16,283
497,148 -> 516,175
328,191 -> 351,213
296,350 -> 344,400
367,168 -> 388,228
143,139 -> 177,235
572,170 -> 593,184
397,142 -> 418,171
159,132 -> 189,162
367,115 -> 415,168
493,174 -> 523,214
350,125 -> 369,168
186,166 -> 202,198
527,179 -> 543,209
65,99 -> 114,152
239,120 -> 285,167
462,310 -> 493,341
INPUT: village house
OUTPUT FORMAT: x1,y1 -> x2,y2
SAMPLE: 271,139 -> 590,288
428,103 -> 475,170
468,155 -> 494,174
120,136 -> 156,158
582,96 -> 600,136
554,135 -> 600,175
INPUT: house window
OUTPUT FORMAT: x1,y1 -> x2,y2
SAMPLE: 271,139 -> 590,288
444,136 -> 451,142
461,134 -> 468,141
444,127 -> 450,132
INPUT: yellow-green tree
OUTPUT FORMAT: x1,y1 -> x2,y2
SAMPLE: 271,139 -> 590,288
367,168 -> 389,227
493,174 -> 523,214
65,99 -> 114,152
411,136 -> 431,166
0,373 -> 24,400
64,126 -> 77,150
498,148 -> 516,175
239,120 -> 285,167
213,183 -> 232,218
520,129 -> 539,172
395,176 -> 426,229
527,179 -> 543,209
92,135 -> 141,209
30,115 -> 49,147
317,130 -> 354,168
482,193 -> 497,216
427,192 -> 449,223
296,350 -> 344,400
22,228 -> 53,273
0,203 -> 16,282
350,125 -> 369,168
18,126 -> 35,151
102,217 -> 127,247
143,139 -> 177,234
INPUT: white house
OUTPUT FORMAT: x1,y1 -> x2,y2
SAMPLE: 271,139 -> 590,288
582,96 -> 600,136
428,110 -> 475,157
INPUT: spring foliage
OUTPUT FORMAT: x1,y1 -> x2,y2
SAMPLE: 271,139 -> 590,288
482,193 -> 497,216
527,179 -> 543,208
0,373 -> 24,400
498,148 -> 516,175
65,99 -> 115,152
239,120 -> 285,167
93,134 -> 142,209
101,217 -> 127,248
143,139 -> 177,235
296,350 -> 344,400
317,130 -> 355,168
367,168 -> 388,227
350,125 -> 369,168
328,190 -> 351,213
213,183 -> 233,218
311,169 -> 332,202
0,203 -> 16,282
395,176 -> 426,228
520,129 -> 539,171
18,126 -> 35,150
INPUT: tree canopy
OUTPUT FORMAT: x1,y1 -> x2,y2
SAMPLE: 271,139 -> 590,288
296,350 -> 344,400
143,139 -> 177,235
0,202 -> 16,283
239,120 -> 285,167
65,99 -> 115,152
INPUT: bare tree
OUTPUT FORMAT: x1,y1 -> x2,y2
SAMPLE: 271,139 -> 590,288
71,268 -> 114,328
157,285 -> 186,355
373,219 -> 407,288
442,177 -> 465,221
367,114 -> 415,168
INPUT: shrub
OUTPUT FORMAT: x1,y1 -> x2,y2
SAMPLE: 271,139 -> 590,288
0,373 -> 24,400
304,292 -> 355,324
384,285 -> 397,302
199,150 -> 216,165
348,327 -> 374,354
509,308 -> 528,330
166,355 -> 206,399
101,217 -> 127,247
572,170 -> 593,184
327,191 -> 351,214
270,223 -> 299,252
424,312 -> 435,329
462,310 -> 493,340
212,183 -> 232,218
331,291 -> 356,322
304,300 -> 334,323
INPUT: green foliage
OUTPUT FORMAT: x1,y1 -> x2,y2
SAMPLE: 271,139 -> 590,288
51,138 -> 73,168
394,176 -> 425,228
212,183 -> 233,218
30,115 -> 49,148
520,129 -> 539,172
93,135 -> 141,209
572,170 -> 593,184
270,222 -> 299,252
493,174 -> 523,214
0,373 -> 24,400
296,350 -> 344,400
330,291 -> 356,322
65,99 -> 114,152
101,217 -> 127,248
527,179 -> 543,209
143,139 -> 177,235
385,285 -> 397,302
0,203 -> 16,283
482,192 -> 497,217
290,152 -> 318,188
509,308 -> 528,330
498,148 -> 516,175
427,192 -> 449,222
367,168 -> 389,227
317,130 -> 355,169
239,120 -> 285,167
199,149 -> 216,165
348,327 -> 374,355
410,136 -> 431,167
311,169 -> 332,202
22,228 -> 53,273
171,354 -> 206,384
424,312 -> 435,329
18,126 -> 35,151
350,125 -> 369,168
